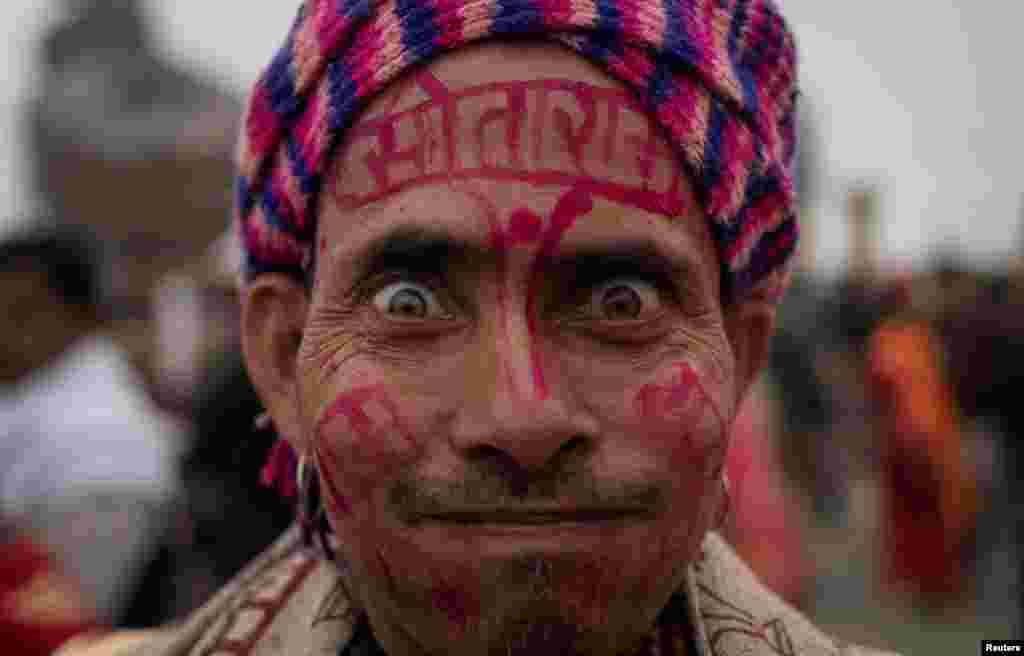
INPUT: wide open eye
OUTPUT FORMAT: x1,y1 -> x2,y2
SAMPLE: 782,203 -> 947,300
372,281 -> 449,321
587,278 -> 662,321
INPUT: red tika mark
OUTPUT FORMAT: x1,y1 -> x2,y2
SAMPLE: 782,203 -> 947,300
506,208 -> 543,244
479,186 -> 595,402
524,186 -> 595,399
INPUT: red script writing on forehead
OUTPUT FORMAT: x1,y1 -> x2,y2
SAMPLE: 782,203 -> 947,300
331,78 -> 686,216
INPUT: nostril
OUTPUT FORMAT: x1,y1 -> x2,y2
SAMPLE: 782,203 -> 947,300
468,444 -> 530,495
556,435 -> 587,458
466,436 -> 590,496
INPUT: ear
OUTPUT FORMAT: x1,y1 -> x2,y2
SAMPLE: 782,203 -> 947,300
723,295 -> 776,406
241,274 -> 310,452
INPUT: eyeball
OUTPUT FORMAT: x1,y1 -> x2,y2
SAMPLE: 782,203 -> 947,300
589,278 -> 661,320
372,281 -> 448,321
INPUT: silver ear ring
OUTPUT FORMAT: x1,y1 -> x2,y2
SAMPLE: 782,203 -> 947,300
716,472 -> 732,529
297,453 -> 336,561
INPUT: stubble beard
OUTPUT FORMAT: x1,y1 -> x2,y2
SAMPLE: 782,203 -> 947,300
351,548 -> 669,656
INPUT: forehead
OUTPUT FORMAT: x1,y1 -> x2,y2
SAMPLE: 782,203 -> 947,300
319,41 -> 718,283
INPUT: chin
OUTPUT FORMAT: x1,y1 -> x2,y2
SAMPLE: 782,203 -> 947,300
467,583 -> 657,656
353,544 -> 684,656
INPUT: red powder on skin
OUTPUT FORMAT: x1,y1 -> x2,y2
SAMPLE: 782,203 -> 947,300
506,208 -> 543,244
635,362 -> 725,429
313,386 -> 418,515
314,442 -> 352,515
523,186 -> 595,399
315,386 -> 415,448
469,184 -> 597,401
633,361 -> 730,480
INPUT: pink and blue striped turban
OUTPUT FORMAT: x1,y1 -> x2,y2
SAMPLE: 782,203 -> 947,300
236,0 -> 799,301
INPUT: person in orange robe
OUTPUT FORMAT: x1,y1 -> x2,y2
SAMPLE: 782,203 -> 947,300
869,318 -> 977,605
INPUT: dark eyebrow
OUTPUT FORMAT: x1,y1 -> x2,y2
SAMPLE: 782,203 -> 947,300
349,228 -> 698,291
543,240 -> 695,284
351,225 -> 490,280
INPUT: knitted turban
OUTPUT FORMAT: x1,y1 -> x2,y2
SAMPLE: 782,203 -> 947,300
236,0 -> 799,301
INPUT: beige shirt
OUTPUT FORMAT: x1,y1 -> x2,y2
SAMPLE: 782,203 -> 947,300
57,527 -> 898,656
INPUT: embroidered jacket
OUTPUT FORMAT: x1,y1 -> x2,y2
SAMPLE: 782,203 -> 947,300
57,527 -> 898,656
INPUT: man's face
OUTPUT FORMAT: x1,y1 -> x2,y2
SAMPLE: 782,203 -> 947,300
253,42 -> 762,656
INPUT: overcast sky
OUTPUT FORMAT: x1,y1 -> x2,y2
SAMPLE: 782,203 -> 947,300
2,0 -> 1020,274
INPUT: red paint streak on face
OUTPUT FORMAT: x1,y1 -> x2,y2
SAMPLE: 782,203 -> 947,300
459,188 -> 524,400
634,362 -> 728,476
314,386 -> 418,514
468,186 -> 595,401
523,186 -> 595,399
314,441 -> 351,515
506,208 -> 543,244
635,362 -> 726,430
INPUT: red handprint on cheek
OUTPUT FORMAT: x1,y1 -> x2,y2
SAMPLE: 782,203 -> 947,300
634,362 -> 729,476
313,385 -> 418,516
635,363 -> 725,427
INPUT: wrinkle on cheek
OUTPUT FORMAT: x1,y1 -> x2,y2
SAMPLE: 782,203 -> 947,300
303,329 -> 364,387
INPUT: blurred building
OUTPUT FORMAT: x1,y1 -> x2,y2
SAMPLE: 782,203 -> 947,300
845,184 -> 881,287
25,0 -> 241,396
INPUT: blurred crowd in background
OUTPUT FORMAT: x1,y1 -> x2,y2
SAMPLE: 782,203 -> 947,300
0,1 -> 1018,654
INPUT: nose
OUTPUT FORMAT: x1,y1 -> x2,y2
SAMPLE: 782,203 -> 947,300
452,390 -> 589,473
449,317 -> 595,474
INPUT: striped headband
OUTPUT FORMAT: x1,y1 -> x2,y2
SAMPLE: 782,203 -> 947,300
236,0 -> 799,301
